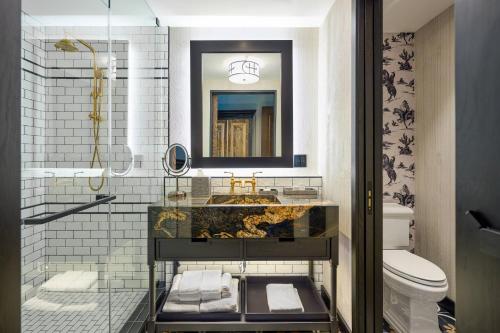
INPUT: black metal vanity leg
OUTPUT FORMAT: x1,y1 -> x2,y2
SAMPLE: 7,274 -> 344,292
148,262 -> 156,333
330,260 -> 338,332
309,260 -> 314,280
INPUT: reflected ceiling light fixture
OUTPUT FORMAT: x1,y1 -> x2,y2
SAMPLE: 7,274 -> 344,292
228,58 -> 260,84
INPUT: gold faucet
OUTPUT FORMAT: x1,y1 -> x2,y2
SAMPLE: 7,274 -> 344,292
243,172 -> 263,194
224,172 -> 242,194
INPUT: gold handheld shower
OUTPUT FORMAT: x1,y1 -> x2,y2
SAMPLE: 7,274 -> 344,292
55,38 -> 105,191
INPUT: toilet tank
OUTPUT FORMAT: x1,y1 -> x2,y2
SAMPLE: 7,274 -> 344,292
383,203 -> 414,249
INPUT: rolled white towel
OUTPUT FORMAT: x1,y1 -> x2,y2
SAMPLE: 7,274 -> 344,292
200,279 -> 239,313
168,274 -> 182,301
221,273 -> 232,298
163,293 -> 199,313
179,270 -> 203,302
266,283 -> 304,313
200,270 -> 222,301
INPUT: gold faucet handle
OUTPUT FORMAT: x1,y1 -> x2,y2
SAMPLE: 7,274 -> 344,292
224,171 -> 235,178
252,171 -> 263,179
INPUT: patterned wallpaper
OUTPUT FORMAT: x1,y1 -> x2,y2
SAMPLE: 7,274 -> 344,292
382,33 -> 416,248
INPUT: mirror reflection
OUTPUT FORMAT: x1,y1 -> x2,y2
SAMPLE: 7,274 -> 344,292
202,53 -> 282,158
167,144 -> 188,173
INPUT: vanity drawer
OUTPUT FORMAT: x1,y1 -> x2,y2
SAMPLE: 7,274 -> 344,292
244,238 -> 331,260
156,239 -> 243,260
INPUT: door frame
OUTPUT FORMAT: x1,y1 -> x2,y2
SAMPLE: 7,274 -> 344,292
352,0 -> 383,332
1,0 -> 385,332
0,0 -> 21,331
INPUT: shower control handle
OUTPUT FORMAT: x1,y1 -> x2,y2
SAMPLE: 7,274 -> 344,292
465,210 -> 500,235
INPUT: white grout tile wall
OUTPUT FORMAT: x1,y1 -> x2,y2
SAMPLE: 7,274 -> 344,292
21,14 -> 47,302
20,20 -> 327,302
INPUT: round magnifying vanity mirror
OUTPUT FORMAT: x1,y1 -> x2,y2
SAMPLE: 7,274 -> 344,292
162,144 -> 191,199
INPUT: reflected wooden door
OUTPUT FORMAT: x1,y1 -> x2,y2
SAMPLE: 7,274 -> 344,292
227,119 -> 250,157
214,121 -> 226,157
261,106 -> 274,157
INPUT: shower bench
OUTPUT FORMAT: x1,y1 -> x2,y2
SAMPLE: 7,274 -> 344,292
147,195 -> 339,332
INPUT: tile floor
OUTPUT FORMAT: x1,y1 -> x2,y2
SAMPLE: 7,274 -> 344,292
22,290 -> 146,332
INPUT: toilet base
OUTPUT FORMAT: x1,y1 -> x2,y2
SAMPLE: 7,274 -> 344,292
383,281 -> 441,333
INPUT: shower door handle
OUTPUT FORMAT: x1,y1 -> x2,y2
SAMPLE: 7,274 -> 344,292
111,145 -> 135,177
465,210 -> 500,259
465,210 -> 500,234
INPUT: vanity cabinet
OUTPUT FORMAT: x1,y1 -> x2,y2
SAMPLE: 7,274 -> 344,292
147,194 -> 339,332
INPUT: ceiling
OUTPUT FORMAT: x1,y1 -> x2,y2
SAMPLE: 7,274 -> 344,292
146,0 -> 336,27
22,0 -> 157,26
383,0 -> 454,32
23,0 -> 453,31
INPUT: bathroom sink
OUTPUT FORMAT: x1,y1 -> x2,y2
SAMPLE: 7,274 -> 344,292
205,194 -> 281,205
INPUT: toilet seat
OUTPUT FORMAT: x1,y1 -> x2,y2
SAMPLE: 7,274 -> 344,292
383,250 -> 447,287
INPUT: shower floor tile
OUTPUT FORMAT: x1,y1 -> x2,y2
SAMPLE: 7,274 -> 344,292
22,290 -> 147,333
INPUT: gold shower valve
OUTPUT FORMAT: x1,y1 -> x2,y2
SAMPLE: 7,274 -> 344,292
89,113 -> 102,122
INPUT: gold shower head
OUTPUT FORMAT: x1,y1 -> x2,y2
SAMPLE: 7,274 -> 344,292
54,39 -> 79,52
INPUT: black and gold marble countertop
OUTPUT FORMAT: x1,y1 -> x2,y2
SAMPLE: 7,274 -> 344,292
148,193 -> 339,239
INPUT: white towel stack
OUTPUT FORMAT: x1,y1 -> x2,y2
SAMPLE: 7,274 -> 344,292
163,270 -> 238,314
178,270 -> 203,302
200,278 -> 239,313
200,270 -> 222,301
163,293 -> 200,313
221,273 -> 232,298
39,271 -> 98,293
167,273 -> 182,302
266,283 -> 304,313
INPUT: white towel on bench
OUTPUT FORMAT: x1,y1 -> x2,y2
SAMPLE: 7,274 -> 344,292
266,283 -> 304,312
39,271 -> 98,293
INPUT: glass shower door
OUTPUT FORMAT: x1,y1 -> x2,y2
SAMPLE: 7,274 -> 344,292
107,1 -> 168,331
20,1 -> 114,331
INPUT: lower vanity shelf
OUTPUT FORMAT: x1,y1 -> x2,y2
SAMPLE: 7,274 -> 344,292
155,276 -> 331,327
245,276 -> 330,322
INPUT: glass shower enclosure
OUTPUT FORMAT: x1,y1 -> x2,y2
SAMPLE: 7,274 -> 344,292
20,0 -> 167,331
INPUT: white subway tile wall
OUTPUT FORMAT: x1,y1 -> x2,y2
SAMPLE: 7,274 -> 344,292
20,20 -> 325,304
21,14 -> 47,302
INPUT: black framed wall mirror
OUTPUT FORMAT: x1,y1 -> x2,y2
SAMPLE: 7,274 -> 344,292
190,40 -> 293,168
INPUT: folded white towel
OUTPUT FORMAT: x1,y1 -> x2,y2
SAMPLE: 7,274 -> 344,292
200,279 -> 239,313
179,270 -> 203,302
39,271 -> 98,293
221,273 -> 232,298
266,283 -> 304,313
200,270 -> 222,301
163,293 -> 199,313
168,274 -> 182,302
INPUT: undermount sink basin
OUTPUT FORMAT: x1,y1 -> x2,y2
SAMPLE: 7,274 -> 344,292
205,194 -> 281,205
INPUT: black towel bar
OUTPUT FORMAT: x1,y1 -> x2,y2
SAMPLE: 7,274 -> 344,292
22,195 -> 116,225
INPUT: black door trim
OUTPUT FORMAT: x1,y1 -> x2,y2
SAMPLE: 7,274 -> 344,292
0,0 -> 21,331
352,0 -> 383,332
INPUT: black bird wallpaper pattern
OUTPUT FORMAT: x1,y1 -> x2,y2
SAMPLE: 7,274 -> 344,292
382,33 -> 416,250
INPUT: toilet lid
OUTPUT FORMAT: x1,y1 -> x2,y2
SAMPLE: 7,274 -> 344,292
383,250 -> 447,287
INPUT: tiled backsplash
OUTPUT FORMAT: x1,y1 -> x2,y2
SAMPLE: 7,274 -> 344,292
167,176 -> 323,196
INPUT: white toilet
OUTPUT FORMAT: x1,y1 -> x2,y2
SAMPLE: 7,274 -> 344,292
383,203 -> 448,333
